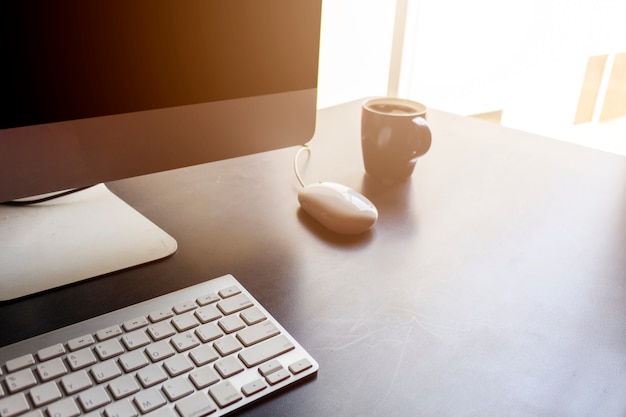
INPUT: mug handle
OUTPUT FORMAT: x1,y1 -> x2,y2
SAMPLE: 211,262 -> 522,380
411,116 -> 432,158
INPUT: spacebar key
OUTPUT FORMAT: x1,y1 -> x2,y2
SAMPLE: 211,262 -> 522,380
238,335 -> 295,367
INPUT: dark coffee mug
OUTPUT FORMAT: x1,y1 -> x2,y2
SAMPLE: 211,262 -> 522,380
361,97 -> 432,181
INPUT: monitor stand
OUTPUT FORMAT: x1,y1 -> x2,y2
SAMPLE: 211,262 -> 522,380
0,184 -> 177,301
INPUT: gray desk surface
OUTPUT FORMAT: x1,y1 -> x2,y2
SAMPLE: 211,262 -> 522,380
1,99 -> 625,416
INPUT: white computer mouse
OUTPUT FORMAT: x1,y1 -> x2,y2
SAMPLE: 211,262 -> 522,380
298,182 -> 378,235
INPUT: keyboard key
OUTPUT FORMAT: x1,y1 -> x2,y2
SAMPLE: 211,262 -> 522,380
137,364 -> 168,388
0,393 -> 30,417
61,370 -> 93,395
175,392 -> 216,417
22,410 -> 44,417
217,315 -> 246,334
171,332 -> 200,353
121,330 -> 151,351
133,387 -> 166,414
194,305 -> 222,324
91,360 -> 122,384
213,336 -> 241,357
47,398 -> 80,417
104,399 -> 137,417
5,354 -> 35,373
30,394 -> 63,416
218,286 -> 240,298
148,309 -> 173,323
258,359 -> 283,377
145,340 -> 175,363
238,335 -> 295,367
95,339 -> 125,360
78,386 -> 111,412
67,335 -> 95,352
289,358 -> 313,375
118,350 -> 149,373
162,377 -> 194,401
214,357 -> 244,379
188,367 -> 220,389
195,323 -> 222,343
208,381 -> 242,409
241,379 -> 267,397
196,293 -> 219,306
36,358 -> 68,382
145,407 -> 176,417
66,348 -> 97,371
5,368 -> 37,394
123,316 -> 149,332
163,355 -> 193,377
237,321 -> 280,347
240,307 -> 266,325
217,294 -> 252,315
266,369 -> 290,386
147,322 -> 176,341
37,344 -> 65,361
108,374 -> 140,400
96,325 -> 123,342
188,345 -> 218,367
171,313 -> 199,332
173,301 -> 197,314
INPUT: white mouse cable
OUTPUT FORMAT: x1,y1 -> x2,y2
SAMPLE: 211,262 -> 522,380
293,143 -> 312,188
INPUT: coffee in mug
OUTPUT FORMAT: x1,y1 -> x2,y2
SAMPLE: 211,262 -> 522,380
361,97 -> 432,181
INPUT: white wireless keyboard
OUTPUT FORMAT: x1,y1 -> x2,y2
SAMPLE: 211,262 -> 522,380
0,275 -> 318,417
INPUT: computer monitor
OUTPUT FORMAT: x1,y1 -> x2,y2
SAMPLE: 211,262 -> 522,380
0,1 -> 322,300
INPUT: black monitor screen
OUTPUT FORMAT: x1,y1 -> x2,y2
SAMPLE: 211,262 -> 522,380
0,0 -> 321,202
2,1 -> 319,129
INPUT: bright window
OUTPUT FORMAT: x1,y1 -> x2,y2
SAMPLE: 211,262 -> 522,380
318,0 -> 626,155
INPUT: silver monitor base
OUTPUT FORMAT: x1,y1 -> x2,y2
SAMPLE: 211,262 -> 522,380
0,184 -> 177,301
